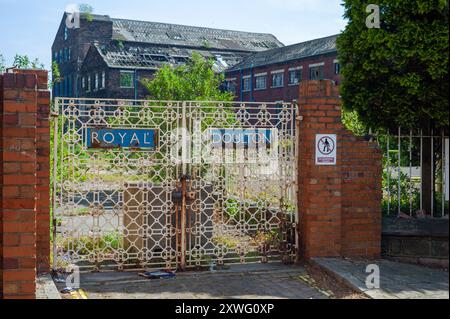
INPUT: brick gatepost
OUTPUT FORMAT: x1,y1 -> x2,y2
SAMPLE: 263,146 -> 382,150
0,69 -> 51,299
297,80 -> 382,260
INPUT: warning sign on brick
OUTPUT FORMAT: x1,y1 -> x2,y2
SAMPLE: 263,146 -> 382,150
315,134 -> 337,165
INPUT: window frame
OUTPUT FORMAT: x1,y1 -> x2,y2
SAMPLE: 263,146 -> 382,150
288,67 -> 303,86
333,60 -> 340,75
86,75 -> 91,93
94,73 -> 99,91
225,77 -> 236,94
242,76 -> 251,92
101,71 -> 106,89
120,70 -> 135,89
271,70 -> 284,88
254,73 -> 267,90
309,63 -> 325,80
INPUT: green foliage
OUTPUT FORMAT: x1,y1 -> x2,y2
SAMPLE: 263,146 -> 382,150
337,0 -> 449,130
382,170 -> 420,216
381,162 -> 449,216
79,3 -> 94,22
0,53 -> 5,72
58,231 -> 122,256
115,40 -> 125,50
13,54 -> 45,69
142,52 -> 234,101
224,198 -> 240,218
342,109 -> 368,136
51,61 -> 61,88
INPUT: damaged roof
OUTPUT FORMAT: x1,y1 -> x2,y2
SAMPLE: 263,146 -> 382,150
111,18 -> 283,52
92,42 -> 249,72
82,14 -> 284,52
227,34 -> 339,71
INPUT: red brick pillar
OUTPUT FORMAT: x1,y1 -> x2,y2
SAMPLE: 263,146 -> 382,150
297,80 -> 382,260
33,72 -> 51,274
0,69 -> 50,299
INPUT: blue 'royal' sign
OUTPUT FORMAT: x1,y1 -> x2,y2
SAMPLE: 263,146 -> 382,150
87,128 -> 158,149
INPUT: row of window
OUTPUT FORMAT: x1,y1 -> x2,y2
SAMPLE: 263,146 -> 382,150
54,75 -> 73,97
54,70 -> 138,97
81,71 -> 106,92
80,70 -> 136,93
54,48 -> 71,64
231,61 -> 340,93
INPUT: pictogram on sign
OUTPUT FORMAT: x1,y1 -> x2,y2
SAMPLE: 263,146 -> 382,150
316,134 -> 337,165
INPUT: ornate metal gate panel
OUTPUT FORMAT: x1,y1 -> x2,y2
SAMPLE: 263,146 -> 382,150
183,101 -> 298,268
53,98 -> 297,271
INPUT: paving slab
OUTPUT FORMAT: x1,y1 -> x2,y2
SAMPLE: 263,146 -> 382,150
312,257 -> 449,299
36,274 -> 62,299
55,263 -> 328,299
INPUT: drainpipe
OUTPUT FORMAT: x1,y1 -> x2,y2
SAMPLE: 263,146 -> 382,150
134,69 -> 138,101
250,63 -> 254,102
239,68 -> 244,102
74,74 -> 79,98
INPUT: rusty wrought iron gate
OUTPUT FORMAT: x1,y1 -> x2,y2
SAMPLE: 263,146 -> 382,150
53,98 -> 298,271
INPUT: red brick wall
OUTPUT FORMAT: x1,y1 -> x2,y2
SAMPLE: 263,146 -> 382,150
297,80 -> 382,260
0,69 -> 50,299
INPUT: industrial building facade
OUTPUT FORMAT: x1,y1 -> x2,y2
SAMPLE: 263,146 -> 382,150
51,13 -> 283,99
224,35 -> 340,103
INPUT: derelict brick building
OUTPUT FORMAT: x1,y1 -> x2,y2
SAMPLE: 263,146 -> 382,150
51,13 -> 283,100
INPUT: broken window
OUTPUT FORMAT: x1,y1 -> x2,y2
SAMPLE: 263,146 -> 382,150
309,65 -> 324,80
288,68 -> 302,85
120,71 -> 134,88
272,72 -> 284,88
172,56 -> 189,64
151,55 -> 169,62
166,31 -> 184,41
225,80 -> 236,94
334,62 -> 340,75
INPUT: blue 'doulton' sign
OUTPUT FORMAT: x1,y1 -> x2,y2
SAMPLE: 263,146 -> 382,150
86,128 -> 158,149
209,128 -> 274,147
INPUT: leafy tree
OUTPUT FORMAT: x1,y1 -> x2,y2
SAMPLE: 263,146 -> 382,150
0,54 -> 5,72
13,54 -> 45,69
338,1 -> 449,216
142,52 -> 233,101
79,3 -> 94,22
337,0 -> 449,131
51,61 -> 62,88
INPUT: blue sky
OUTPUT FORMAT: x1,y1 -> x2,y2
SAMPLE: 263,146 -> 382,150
0,0 -> 346,69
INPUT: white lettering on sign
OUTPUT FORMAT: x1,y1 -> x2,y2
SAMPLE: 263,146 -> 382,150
118,132 -> 127,144
315,134 -> 337,166
130,133 -> 139,145
103,132 -> 115,144
87,128 -> 158,149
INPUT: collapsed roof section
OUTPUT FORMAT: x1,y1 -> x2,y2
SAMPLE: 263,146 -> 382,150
111,18 -> 283,52
80,14 -> 284,52
93,42 -> 249,72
